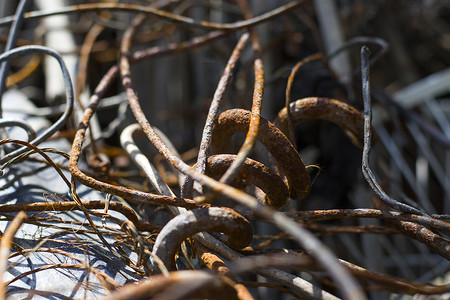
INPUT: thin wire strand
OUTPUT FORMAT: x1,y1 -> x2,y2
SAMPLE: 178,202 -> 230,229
360,46 -> 426,216
117,9 -> 365,299
0,46 -> 74,165
0,1 -> 312,31
0,119 -> 36,141
0,211 -> 27,300
0,0 -> 31,116
181,31 -> 250,199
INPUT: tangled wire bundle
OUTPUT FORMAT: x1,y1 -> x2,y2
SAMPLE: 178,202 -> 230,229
0,1 -> 449,299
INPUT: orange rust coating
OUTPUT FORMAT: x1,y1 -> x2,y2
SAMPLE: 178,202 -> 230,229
275,97 -> 365,148
389,219 -> 450,260
373,197 -> 450,260
152,207 -> 253,271
205,154 -> 289,209
341,260 -> 450,294
0,200 -> 160,232
103,270 -> 239,300
211,109 -> 310,200
68,69 -> 201,210
284,53 -> 324,143
69,27 -> 233,211
195,243 -> 255,300
199,251 -> 232,276
16,1 -> 312,31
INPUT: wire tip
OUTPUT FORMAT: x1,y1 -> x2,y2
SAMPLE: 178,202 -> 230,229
361,46 -> 371,57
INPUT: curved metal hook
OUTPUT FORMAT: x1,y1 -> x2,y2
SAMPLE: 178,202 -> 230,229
104,270 -> 239,300
152,207 -> 252,271
211,108 -> 310,200
204,154 -> 289,209
0,45 -> 74,165
275,97 -> 365,148
0,119 -> 36,142
0,0 -> 32,113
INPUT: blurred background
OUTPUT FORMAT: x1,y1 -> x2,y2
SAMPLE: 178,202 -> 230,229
0,0 -> 449,299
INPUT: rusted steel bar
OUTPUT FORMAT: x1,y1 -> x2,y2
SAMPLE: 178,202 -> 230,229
385,217 -> 450,260
69,23 -> 231,210
196,243 -> 236,278
0,200 -> 160,232
371,192 -> 450,260
305,223 -> 399,235
182,32 -> 250,199
69,71 -> 195,208
0,211 -> 27,300
204,154 -> 289,209
275,97 -> 366,148
104,270 -> 239,300
360,46 -> 426,216
284,208 -> 450,232
284,53 -> 326,143
215,0 -> 264,191
340,260 -> 450,295
152,207 -> 252,271
231,252 -> 450,295
211,108 -> 311,200
118,9 -> 364,299
0,1 -> 313,31
71,107 -> 199,209
118,4 -> 273,211
195,231 -> 341,300
75,21 -> 106,101
185,0 -> 265,205
195,243 -> 254,300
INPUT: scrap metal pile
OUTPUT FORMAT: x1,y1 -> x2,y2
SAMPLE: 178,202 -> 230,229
0,0 -> 449,299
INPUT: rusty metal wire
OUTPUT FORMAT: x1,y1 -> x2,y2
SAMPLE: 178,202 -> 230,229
0,210 -> 26,300
116,4 -> 362,298
275,97 -> 366,148
104,270 -> 240,300
211,108 -> 310,199
181,31 -> 250,199
0,1 -> 312,30
203,154 -> 290,209
0,46 -> 74,165
0,0 -> 31,115
152,207 -> 252,271
0,1 -> 449,299
361,46 -> 426,216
